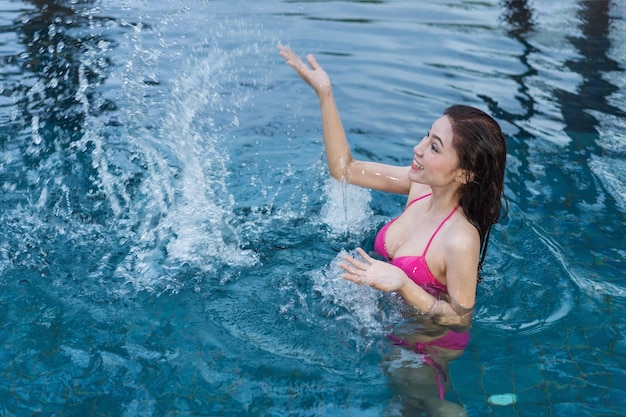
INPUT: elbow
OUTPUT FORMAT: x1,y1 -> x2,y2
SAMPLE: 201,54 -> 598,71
328,169 -> 345,181
327,157 -> 352,181
432,314 -> 472,332
449,317 -> 473,333
429,299 -> 473,332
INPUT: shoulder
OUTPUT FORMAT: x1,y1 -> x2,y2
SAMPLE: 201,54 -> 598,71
443,212 -> 480,258
442,213 -> 479,309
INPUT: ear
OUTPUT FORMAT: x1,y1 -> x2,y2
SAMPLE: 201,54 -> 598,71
456,169 -> 475,185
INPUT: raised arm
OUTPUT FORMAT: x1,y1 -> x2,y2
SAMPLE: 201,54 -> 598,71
279,45 -> 411,195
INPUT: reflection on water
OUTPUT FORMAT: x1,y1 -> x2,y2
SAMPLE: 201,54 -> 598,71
0,0 -> 624,415
492,0 -> 625,292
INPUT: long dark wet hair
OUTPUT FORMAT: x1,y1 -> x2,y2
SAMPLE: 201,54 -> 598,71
445,105 -> 508,278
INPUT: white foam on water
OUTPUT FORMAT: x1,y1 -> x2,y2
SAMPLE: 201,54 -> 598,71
311,249 -> 387,342
104,18 -> 280,292
0,2 -> 290,295
320,178 -> 374,238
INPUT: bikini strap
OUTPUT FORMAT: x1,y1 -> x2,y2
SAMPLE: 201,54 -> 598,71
406,193 -> 432,208
422,205 -> 460,256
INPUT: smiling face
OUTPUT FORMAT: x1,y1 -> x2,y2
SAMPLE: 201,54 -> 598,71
408,115 -> 468,189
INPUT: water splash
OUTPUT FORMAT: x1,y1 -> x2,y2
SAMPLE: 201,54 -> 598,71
311,249 -> 388,347
0,3 -> 281,295
320,178 -> 374,238
111,33 -> 280,291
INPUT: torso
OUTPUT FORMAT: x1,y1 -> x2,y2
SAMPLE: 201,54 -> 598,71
374,193 -> 460,295
377,192 -> 473,355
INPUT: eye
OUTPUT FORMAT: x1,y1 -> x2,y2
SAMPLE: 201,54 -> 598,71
430,142 -> 439,152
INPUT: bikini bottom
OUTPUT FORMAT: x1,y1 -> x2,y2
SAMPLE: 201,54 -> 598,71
387,330 -> 470,400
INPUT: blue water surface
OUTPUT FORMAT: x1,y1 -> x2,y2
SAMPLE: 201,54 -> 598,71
0,0 -> 625,416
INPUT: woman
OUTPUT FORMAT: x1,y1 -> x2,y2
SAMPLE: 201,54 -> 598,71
279,45 -> 507,416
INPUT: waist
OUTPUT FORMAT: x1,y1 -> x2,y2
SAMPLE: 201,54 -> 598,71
389,328 -> 470,351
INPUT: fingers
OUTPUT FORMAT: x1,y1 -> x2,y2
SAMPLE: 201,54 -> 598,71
279,45 -> 319,74
306,54 -> 319,70
337,248 -> 376,286
338,261 -> 358,276
279,45 -> 304,65
278,44 -> 295,58
340,248 -> 374,271
355,247 -> 373,263
278,45 -> 301,67
341,272 -> 361,285
278,44 -> 290,60
341,255 -> 366,271
338,263 -> 365,286
339,256 -> 366,275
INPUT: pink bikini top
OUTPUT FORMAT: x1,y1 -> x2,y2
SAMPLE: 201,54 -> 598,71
374,193 -> 460,297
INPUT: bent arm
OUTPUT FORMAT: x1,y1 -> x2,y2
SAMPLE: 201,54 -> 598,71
397,277 -> 474,332
341,247 -> 476,331
397,233 -> 478,331
319,90 -> 412,193
279,45 -> 412,195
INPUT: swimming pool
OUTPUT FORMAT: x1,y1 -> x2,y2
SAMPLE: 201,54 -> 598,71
0,0 -> 624,415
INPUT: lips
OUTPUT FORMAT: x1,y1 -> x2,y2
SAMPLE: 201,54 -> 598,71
412,159 -> 424,170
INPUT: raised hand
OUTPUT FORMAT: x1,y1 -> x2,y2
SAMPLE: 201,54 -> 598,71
278,45 -> 332,98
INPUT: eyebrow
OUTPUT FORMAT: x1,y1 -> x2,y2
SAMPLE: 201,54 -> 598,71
431,133 -> 444,148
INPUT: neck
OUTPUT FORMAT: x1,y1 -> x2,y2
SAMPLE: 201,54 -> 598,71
426,185 -> 462,214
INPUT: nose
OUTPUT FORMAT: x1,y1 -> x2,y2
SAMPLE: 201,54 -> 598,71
414,136 -> 426,155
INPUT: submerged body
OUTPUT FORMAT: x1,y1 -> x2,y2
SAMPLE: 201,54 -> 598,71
279,45 -> 507,416
376,192 -> 470,413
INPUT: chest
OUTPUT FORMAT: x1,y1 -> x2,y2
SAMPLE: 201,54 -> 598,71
383,210 -> 450,277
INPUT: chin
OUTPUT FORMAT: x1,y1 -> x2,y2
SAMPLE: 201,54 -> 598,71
407,171 -> 423,183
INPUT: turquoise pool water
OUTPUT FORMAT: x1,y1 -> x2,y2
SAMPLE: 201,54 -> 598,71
0,0 -> 624,415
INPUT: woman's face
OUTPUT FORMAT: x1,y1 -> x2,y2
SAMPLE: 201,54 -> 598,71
408,115 -> 466,188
